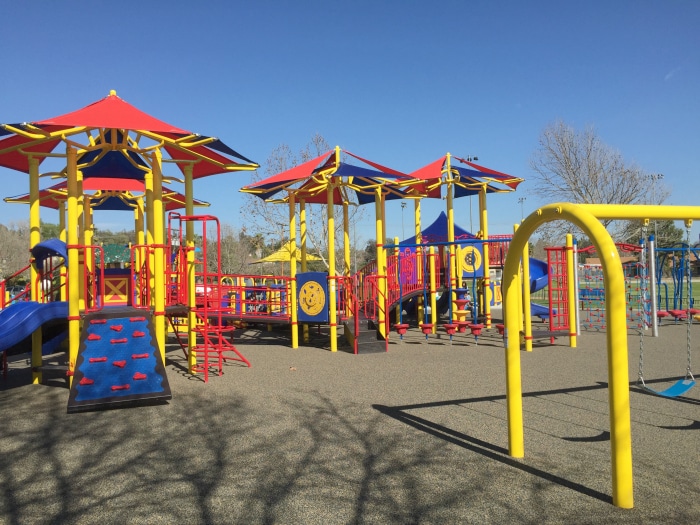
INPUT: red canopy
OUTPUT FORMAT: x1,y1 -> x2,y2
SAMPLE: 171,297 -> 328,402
37,93 -> 188,134
0,91 -> 257,177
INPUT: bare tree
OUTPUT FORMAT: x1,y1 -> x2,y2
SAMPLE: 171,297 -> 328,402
0,221 -> 31,281
529,120 -> 669,243
241,134 -> 366,274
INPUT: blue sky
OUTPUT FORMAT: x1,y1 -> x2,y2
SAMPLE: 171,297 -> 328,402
1,0 -> 698,243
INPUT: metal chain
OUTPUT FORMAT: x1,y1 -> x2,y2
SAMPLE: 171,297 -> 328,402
685,223 -> 694,379
638,224 -> 648,383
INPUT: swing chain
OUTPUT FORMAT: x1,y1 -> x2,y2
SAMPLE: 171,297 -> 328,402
638,223 -> 649,383
685,222 -> 694,380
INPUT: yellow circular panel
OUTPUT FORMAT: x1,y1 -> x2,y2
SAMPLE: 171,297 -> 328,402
299,280 -> 326,317
462,246 -> 482,274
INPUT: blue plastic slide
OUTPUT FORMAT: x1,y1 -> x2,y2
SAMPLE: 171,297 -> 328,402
528,258 -> 551,319
0,301 -> 68,353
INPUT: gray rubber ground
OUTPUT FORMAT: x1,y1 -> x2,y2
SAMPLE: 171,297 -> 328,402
1,316 -> 698,524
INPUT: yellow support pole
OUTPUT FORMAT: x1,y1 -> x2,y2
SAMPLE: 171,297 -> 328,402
300,199 -> 309,344
520,224 -> 532,351
28,156 -> 42,383
374,187 -> 386,339
150,150 -> 166,362
394,237 -> 400,325
59,201 -> 67,302
445,154 -> 457,323
66,147 -> 81,386
327,177 -> 338,352
184,164 -> 197,372
415,199 -> 424,322
566,233 -> 577,348
289,193 -> 299,348
343,199 -> 351,318
83,197 -> 93,308
76,171 -> 85,312
503,203 -> 633,509
429,246 -> 437,332
479,186 -> 491,328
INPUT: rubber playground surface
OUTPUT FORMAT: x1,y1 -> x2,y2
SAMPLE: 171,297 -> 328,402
1,314 -> 698,524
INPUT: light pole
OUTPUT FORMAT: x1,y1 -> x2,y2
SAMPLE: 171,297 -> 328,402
648,173 -> 664,239
400,202 -> 406,240
465,156 -> 478,232
518,197 -> 526,221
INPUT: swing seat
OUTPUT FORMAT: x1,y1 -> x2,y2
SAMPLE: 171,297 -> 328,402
643,379 -> 696,398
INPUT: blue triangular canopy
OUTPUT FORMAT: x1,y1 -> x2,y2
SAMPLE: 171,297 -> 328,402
399,211 -> 475,245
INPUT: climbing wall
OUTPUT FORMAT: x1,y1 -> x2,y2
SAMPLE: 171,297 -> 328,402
67,309 -> 171,412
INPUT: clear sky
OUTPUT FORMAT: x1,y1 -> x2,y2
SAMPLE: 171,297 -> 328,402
1,0 -> 698,243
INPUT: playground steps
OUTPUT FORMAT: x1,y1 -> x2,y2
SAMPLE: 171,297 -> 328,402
343,313 -> 386,354
67,307 -> 172,413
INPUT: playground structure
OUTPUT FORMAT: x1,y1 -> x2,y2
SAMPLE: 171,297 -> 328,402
0,91 -> 259,404
1,94 -> 698,511
1,94 -> 528,394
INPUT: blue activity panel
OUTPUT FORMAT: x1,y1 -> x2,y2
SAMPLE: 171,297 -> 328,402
297,272 -> 329,323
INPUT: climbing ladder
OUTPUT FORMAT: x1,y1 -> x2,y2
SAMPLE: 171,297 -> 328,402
545,246 -> 571,337
170,213 -> 250,382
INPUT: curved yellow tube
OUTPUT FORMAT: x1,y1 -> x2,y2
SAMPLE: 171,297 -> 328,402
503,202 -> 633,509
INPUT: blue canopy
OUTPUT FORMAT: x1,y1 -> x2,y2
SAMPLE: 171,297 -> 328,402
399,211 -> 476,245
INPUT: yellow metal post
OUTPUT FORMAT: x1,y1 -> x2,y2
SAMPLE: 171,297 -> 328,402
429,246 -> 437,332
28,157 -> 42,383
151,151 -> 166,362
415,199 -> 424,322
394,237 -> 400,325
520,224 -> 532,351
479,186 -> 491,327
300,199 -> 309,344
566,233 -> 577,348
184,165 -> 197,372
66,147 -> 81,386
374,187 -> 386,338
289,194 -> 298,348
327,178 -> 338,352
59,201 -> 67,302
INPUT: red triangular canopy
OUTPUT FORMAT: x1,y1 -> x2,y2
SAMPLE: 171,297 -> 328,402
246,150 -> 335,190
408,157 -> 446,181
453,156 -> 522,189
0,92 -> 257,176
38,92 -> 189,134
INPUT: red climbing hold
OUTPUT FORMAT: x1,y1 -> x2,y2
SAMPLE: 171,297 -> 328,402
130,317 -> 146,322
79,377 -> 94,385
110,325 -> 123,332
111,384 -> 130,391
90,319 -> 107,325
89,357 -> 108,363
110,338 -> 128,344
132,353 -> 149,359
113,360 -> 127,368
133,372 -> 147,380
88,334 -> 101,341
132,330 -> 146,338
